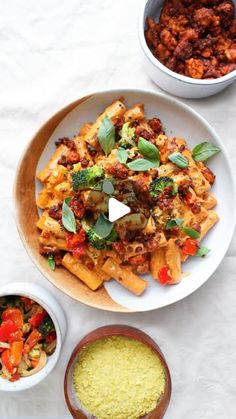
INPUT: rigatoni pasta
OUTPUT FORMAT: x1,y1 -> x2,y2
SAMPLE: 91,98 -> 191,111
36,98 -> 219,296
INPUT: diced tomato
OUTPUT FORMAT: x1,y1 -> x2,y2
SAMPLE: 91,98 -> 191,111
2,308 -> 23,328
184,191 -> 192,204
11,341 -> 23,366
8,330 -> 23,343
46,331 -> 57,344
182,238 -> 198,256
24,329 -> 42,353
129,254 -> 147,265
66,229 -> 86,249
1,349 -> 14,373
29,310 -> 47,328
72,243 -> 87,258
0,320 -> 19,342
158,265 -> 172,285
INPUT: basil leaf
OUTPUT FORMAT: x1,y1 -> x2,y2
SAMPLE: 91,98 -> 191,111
47,255 -> 55,271
98,115 -> 115,155
168,152 -> 189,168
183,226 -> 200,239
138,137 -> 160,164
196,246 -> 210,257
62,198 -> 76,233
93,214 -> 114,239
127,158 -> 159,171
192,142 -> 220,162
165,218 -> 184,230
102,180 -> 114,195
117,148 -> 128,164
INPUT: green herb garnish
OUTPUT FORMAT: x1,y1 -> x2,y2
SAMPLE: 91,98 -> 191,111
98,115 -> 115,155
117,148 -> 128,164
196,246 -> 210,257
138,137 -> 160,164
93,214 -> 114,239
62,198 -> 76,233
127,158 -> 159,171
183,226 -> 200,239
102,180 -> 114,195
192,142 -> 220,162
165,218 -> 184,230
47,255 -> 55,271
168,151 -> 189,168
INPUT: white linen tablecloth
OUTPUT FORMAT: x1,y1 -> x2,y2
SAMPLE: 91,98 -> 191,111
0,1 -> 236,418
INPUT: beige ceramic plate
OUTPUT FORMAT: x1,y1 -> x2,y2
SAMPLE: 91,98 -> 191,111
14,89 -> 236,312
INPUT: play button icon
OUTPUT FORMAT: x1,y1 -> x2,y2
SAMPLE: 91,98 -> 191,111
108,197 -> 131,222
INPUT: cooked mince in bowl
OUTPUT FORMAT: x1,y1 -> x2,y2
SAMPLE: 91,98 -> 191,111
145,0 -> 236,79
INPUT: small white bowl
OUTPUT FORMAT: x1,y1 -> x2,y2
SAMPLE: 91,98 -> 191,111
138,0 -> 236,98
0,282 -> 66,391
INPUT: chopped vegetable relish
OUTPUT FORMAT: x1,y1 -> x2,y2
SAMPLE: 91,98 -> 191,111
0,295 -> 56,382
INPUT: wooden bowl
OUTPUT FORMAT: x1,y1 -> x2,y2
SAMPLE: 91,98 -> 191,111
64,325 -> 172,419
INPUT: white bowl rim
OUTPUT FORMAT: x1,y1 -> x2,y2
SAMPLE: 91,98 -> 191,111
138,0 -> 236,86
0,282 -> 64,391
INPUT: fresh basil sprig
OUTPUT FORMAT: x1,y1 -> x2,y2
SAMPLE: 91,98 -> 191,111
98,115 -> 115,155
138,137 -> 160,164
165,218 -> 184,230
168,152 -> 189,168
62,197 -> 77,233
183,226 -> 200,239
47,254 -> 55,271
127,158 -> 159,171
102,180 -> 114,195
117,148 -> 128,164
196,246 -> 210,257
93,214 -> 114,239
192,142 -> 220,162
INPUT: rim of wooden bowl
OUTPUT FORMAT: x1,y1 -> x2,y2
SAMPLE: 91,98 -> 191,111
64,325 -> 172,419
13,93 -> 129,313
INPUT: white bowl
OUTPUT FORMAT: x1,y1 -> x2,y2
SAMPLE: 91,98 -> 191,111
31,88 -> 236,312
0,282 -> 66,391
138,0 -> 236,98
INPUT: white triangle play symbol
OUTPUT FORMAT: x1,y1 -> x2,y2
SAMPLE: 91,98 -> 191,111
108,197 -> 131,222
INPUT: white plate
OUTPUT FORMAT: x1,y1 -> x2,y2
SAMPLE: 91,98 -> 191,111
36,89 -> 236,311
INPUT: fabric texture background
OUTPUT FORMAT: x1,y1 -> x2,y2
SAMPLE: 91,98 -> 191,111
0,0 -> 235,418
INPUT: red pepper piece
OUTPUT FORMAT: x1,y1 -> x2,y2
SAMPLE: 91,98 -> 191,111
24,329 -> 42,353
2,308 -> 24,328
1,349 -> 14,373
29,310 -> 47,328
158,265 -> 172,285
182,238 -> 198,256
8,330 -> 23,343
66,229 -> 86,249
72,243 -> 87,258
0,320 -> 19,342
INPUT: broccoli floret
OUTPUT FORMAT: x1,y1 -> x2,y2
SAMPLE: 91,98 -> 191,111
149,176 -> 178,199
81,219 -> 117,249
38,315 -> 55,337
72,165 -> 105,191
119,122 -> 135,148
